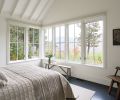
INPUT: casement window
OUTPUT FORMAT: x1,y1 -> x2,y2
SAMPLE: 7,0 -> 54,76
28,28 -> 39,59
10,25 -> 25,61
9,24 -> 40,63
43,15 -> 105,67
84,19 -> 104,66
44,27 -> 53,56
68,23 -> 81,62
55,26 -> 65,59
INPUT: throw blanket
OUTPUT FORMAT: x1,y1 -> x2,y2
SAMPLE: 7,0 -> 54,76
0,64 -> 74,100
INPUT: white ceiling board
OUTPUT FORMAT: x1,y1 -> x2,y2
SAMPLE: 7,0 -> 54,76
2,0 -> 17,14
0,0 -> 5,13
13,0 -> 29,16
37,0 -> 55,23
30,0 -> 48,21
22,0 -> 39,19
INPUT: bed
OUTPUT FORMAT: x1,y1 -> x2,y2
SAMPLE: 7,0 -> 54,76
0,64 -> 74,100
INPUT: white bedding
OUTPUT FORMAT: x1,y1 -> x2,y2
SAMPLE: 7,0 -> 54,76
0,64 -> 74,100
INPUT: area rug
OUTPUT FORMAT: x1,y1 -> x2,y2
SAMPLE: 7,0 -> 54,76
70,84 -> 95,100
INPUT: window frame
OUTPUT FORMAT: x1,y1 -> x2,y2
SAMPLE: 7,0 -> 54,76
7,21 -> 41,64
43,14 -> 106,68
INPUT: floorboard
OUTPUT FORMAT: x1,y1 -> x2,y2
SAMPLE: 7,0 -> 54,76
69,78 -> 117,100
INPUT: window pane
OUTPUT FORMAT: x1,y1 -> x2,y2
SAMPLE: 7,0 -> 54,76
34,44 -> 39,57
55,43 -> 60,59
28,44 -> 33,59
44,28 -> 53,56
18,27 -> 24,43
85,20 -> 103,65
61,26 -> 65,43
55,27 -> 60,43
34,29 -> 39,43
28,28 -> 33,43
10,26 -> 17,42
61,43 -> 65,59
75,23 -> 81,42
69,24 -> 74,42
10,43 -> 17,61
74,43 -> 81,61
69,43 -> 74,60
18,43 -> 24,60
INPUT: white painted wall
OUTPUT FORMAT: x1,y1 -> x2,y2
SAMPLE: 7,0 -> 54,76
42,0 -> 120,86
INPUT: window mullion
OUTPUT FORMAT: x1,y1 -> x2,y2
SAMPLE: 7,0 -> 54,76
17,27 -> 18,60
25,28 -> 28,60
65,24 -> 69,61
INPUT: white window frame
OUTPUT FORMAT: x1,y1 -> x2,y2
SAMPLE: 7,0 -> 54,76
43,14 -> 106,68
54,25 -> 66,60
7,21 -> 41,64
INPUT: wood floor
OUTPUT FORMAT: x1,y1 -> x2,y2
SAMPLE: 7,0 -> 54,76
69,78 -> 117,100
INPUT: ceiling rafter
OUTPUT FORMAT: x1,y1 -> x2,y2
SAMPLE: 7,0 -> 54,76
29,0 -> 41,20
21,0 -> 31,18
0,0 -> 5,14
37,0 -> 55,23
35,0 -> 49,21
11,0 -> 20,16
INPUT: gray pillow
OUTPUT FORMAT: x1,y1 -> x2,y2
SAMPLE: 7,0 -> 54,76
0,80 -> 7,87
0,71 -> 8,82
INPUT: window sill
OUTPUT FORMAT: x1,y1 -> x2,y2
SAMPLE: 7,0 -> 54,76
50,60 -> 104,69
66,61 -> 104,69
7,58 -> 41,64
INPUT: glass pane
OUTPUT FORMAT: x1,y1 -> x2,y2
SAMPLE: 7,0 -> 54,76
33,44 -> 39,57
55,43 -> 60,59
55,27 -> 60,43
28,44 -> 33,59
69,43 -> 74,60
61,43 -> 65,59
85,20 -> 103,65
34,29 -> 39,43
61,26 -> 65,43
75,23 -> 81,43
44,29 -> 49,42
45,45 -> 49,56
18,27 -> 24,43
10,26 -> 17,42
69,24 -> 74,42
28,28 -> 33,43
48,28 -> 52,42
18,43 -> 24,60
10,43 -> 17,61
74,43 -> 81,61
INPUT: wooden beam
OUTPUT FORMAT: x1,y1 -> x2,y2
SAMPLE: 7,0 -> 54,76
29,0 -> 41,20
11,0 -> 19,16
21,0 -> 31,18
36,0 -> 55,23
0,0 -> 5,14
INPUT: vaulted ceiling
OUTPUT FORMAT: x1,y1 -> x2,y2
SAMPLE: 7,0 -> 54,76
0,0 -> 55,25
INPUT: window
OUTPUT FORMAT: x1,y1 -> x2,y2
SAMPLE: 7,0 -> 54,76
68,23 -> 81,61
9,23 -> 40,63
44,27 -> 53,56
55,26 -> 65,59
43,15 -> 105,67
10,25 -> 25,61
85,20 -> 103,66
28,28 -> 39,59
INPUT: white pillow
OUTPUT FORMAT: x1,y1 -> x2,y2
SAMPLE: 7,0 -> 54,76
0,71 -> 8,82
